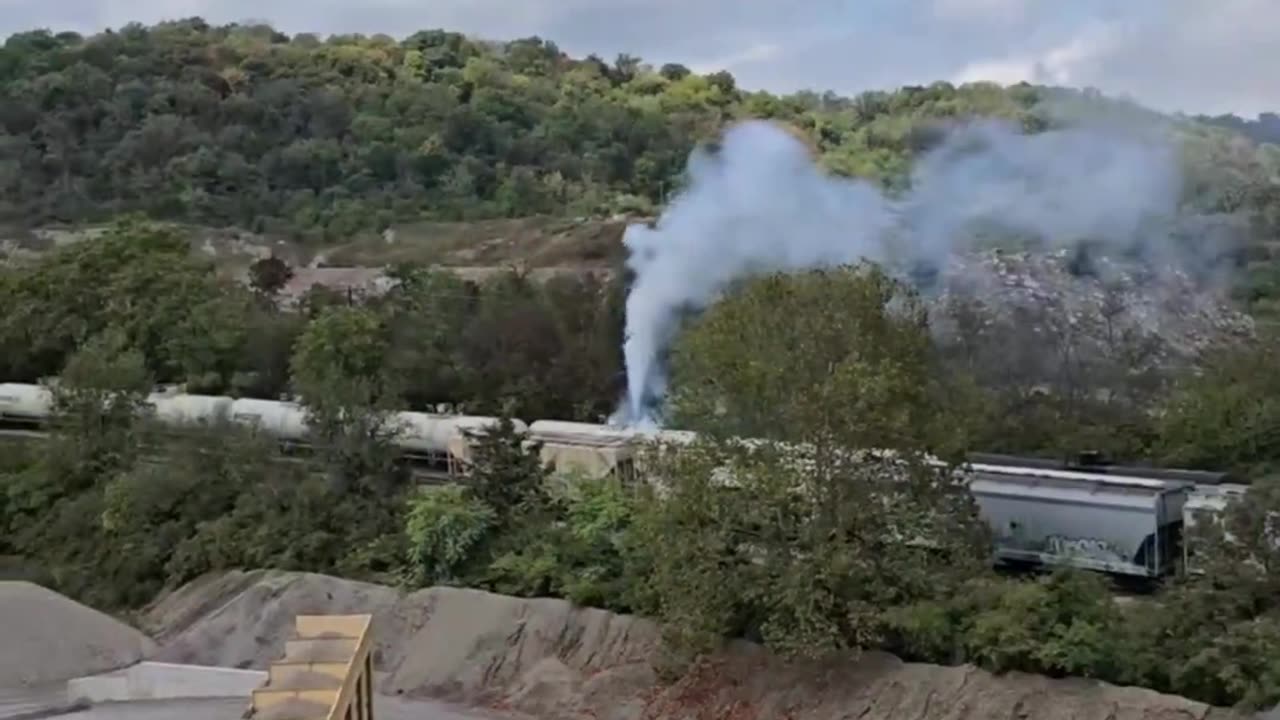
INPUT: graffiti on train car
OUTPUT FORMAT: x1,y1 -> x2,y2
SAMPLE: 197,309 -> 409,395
1043,535 -> 1130,565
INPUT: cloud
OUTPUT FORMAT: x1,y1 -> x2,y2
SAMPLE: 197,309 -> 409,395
946,1 -> 1277,116
930,0 -> 1030,23
690,43 -> 783,74
1,0 -> 1275,117
953,22 -> 1122,87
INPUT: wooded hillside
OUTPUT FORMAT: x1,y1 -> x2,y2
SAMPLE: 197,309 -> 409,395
1,19 -> 1277,253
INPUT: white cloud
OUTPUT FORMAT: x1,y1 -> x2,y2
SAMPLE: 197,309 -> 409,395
953,21 -> 1120,87
1076,0 -> 1280,116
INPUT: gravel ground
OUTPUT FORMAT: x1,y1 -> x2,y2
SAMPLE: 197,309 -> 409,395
55,695 -> 519,719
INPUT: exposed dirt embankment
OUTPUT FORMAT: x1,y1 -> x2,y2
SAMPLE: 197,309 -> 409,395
143,570 -> 1243,720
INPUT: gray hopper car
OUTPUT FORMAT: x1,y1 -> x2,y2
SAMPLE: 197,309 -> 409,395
965,460 -> 1191,578
967,453 -> 1242,578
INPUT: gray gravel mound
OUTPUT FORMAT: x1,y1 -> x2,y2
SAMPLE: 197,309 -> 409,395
0,582 -> 155,688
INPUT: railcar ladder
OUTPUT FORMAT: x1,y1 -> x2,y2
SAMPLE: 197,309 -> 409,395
247,614 -> 375,720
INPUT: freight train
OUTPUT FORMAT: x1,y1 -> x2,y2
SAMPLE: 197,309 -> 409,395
0,382 -> 1247,582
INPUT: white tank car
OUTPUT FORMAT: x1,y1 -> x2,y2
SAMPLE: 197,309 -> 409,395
147,392 -> 234,427
228,398 -> 309,441
0,383 -> 53,422
393,412 -> 528,464
641,428 -> 700,446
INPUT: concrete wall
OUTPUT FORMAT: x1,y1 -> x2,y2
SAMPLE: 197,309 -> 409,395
66,662 -> 266,703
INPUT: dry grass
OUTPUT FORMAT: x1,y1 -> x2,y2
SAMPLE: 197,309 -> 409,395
1,216 -> 636,278
321,216 -> 631,269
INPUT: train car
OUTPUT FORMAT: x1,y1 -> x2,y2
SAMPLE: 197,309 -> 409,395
1182,479 -> 1250,574
448,416 -> 528,466
393,412 -> 527,475
147,391 -> 234,428
964,459 -> 1192,578
227,398 -> 309,442
526,421 -> 644,481
0,383 -> 52,429
966,453 -> 1231,487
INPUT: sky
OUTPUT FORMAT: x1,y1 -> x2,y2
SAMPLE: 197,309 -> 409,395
1,0 -> 1275,117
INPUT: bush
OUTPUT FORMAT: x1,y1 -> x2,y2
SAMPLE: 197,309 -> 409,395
477,476 -> 640,609
886,571 -> 1125,680
404,485 -> 496,585
1172,617 -> 1280,709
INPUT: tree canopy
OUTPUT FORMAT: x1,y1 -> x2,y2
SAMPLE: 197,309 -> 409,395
1,19 -> 1277,262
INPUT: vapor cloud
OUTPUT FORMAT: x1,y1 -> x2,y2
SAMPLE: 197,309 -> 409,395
610,117 -> 1230,426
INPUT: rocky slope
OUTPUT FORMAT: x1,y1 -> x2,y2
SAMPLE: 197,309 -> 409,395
144,570 -> 1245,720
932,248 -> 1254,363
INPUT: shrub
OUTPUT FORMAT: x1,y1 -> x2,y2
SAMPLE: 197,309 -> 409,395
404,484 -> 496,585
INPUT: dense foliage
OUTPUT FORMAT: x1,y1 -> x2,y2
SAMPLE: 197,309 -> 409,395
0,219 -> 626,422
2,19 -> 1277,263
1200,112 -> 1280,146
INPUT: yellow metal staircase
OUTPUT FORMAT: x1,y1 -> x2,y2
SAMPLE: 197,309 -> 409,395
248,614 -> 375,720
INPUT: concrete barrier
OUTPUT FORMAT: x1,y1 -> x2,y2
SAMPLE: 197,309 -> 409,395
66,662 -> 266,703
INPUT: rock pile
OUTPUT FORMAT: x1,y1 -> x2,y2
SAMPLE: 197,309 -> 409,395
929,249 -> 1254,376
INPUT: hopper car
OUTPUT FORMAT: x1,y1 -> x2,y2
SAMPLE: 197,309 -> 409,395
0,382 -> 1249,581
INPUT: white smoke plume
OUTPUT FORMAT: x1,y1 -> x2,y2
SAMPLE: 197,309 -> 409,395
611,116 -> 1232,427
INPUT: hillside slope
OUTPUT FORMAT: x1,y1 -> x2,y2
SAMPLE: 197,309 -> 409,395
2,20 -> 1276,260
0,216 -> 630,272
144,570 -> 1246,720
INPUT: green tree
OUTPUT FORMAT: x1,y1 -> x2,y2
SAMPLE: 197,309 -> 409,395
642,265 -> 990,663
635,435 -> 989,662
98,423 -> 282,605
379,265 -> 475,409
40,330 -> 151,495
1189,475 -> 1280,608
0,218 -> 251,389
462,415 -> 548,520
958,571 -> 1125,678
403,484 -> 496,585
248,255 -> 295,298
2,329 -> 152,607
290,305 -> 403,492
1156,333 -> 1280,475
668,264 -> 963,455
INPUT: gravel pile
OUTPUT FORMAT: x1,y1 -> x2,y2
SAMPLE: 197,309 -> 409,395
0,582 -> 155,688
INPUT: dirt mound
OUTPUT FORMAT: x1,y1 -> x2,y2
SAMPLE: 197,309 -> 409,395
643,648 -> 1242,720
145,571 -> 1247,720
143,570 -> 400,669
0,582 -> 156,687
145,570 -> 656,702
